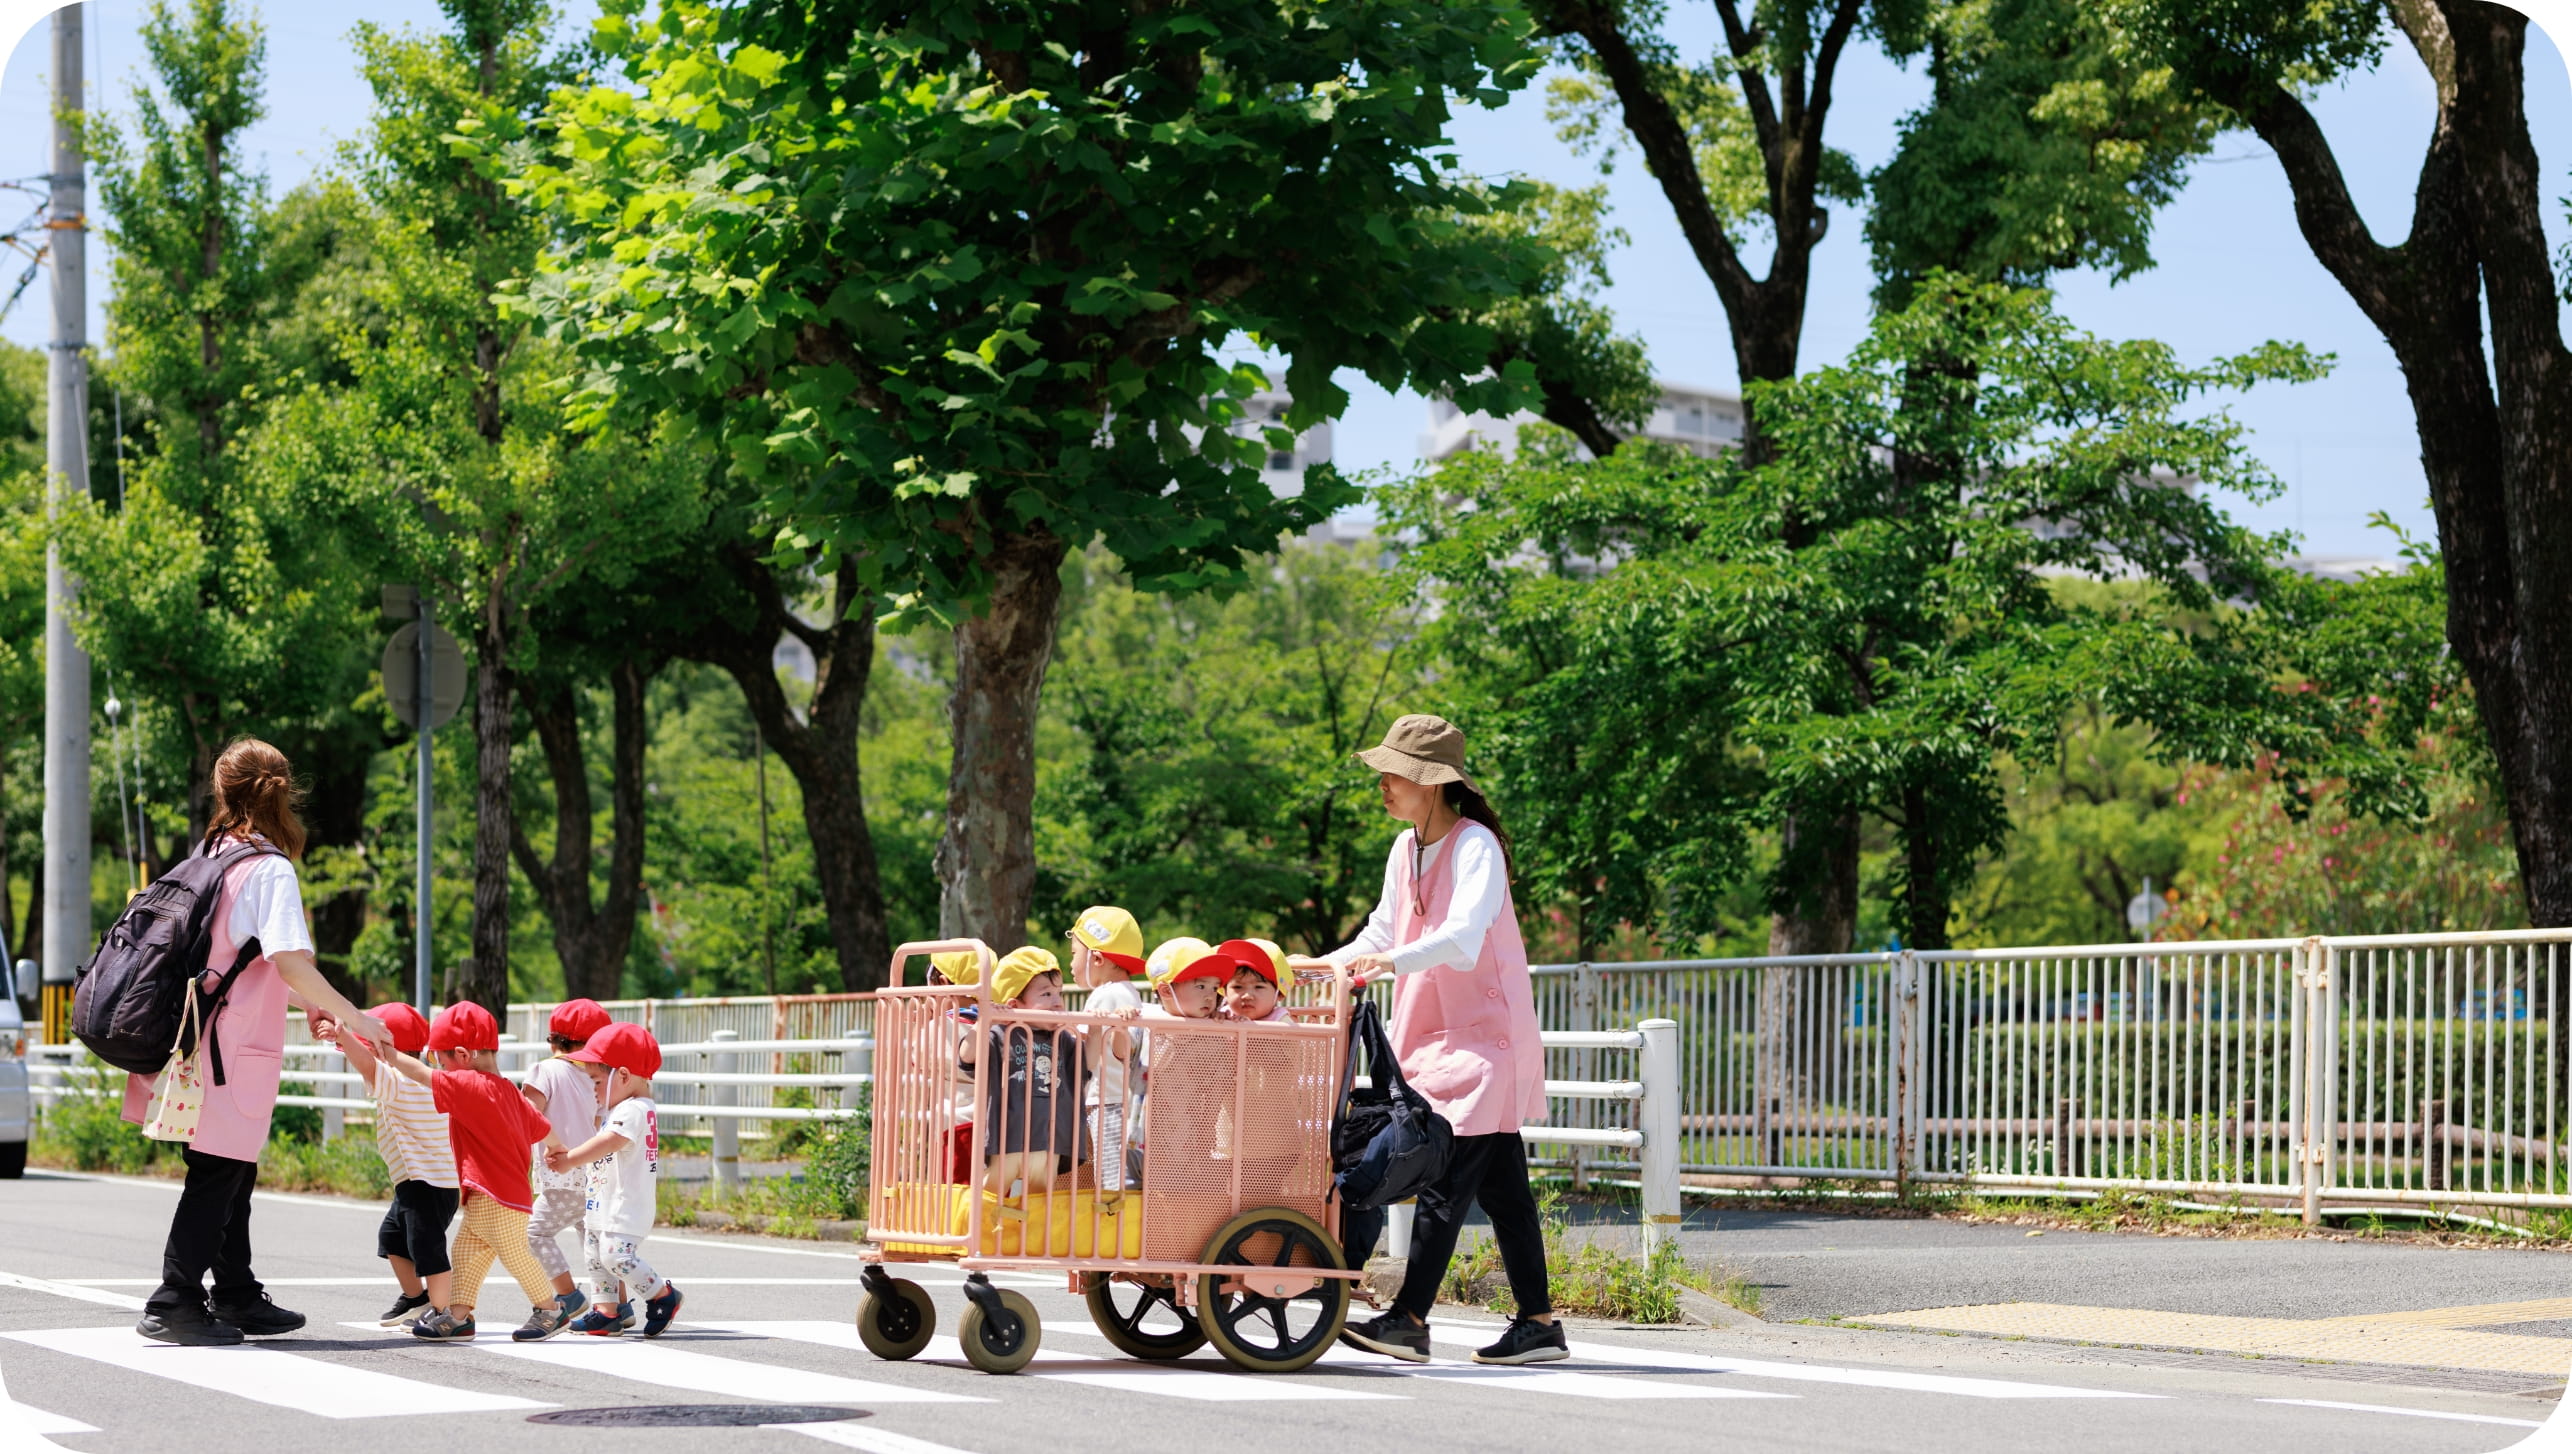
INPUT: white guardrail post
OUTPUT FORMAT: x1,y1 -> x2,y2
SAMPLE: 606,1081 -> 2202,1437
1638,1018 -> 1680,1253
710,1029 -> 741,1194
842,1032 -> 871,1113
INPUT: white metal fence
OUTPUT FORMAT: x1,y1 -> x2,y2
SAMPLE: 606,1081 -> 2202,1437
1531,928 -> 2572,1222
31,926 -> 2567,1228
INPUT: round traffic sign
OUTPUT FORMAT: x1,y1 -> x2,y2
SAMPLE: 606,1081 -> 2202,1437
382,622 -> 468,730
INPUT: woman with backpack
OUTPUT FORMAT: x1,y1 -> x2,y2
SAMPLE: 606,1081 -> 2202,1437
122,739 -> 390,1346
1292,714 -> 1564,1367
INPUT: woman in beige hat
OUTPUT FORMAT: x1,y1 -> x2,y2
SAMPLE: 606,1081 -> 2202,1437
1292,714 -> 1562,1366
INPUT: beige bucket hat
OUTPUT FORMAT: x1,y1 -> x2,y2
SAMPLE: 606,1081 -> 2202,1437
1355,713 -> 1478,792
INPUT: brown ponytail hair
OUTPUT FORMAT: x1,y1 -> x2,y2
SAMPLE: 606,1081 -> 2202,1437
202,738 -> 307,859
1442,780 -> 1515,883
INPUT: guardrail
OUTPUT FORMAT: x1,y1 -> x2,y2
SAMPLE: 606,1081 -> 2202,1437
1530,928 -> 2572,1224
29,1017 -> 1687,1241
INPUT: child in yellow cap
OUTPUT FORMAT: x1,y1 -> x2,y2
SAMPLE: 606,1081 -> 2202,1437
1213,938 -> 1294,1023
952,947 -> 1088,1198
1066,907 -> 1146,1192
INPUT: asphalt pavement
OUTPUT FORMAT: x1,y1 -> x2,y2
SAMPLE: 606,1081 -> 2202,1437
0,1171 -> 2562,1454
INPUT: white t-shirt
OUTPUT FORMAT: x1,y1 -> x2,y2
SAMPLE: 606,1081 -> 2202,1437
1084,977 -> 1143,1109
224,843 -> 314,958
527,1058 -> 599,1191
585,1096 -> 660,1236
1325,823 -> 1507,976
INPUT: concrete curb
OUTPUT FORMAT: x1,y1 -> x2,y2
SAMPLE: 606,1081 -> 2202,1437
1676,1285 -> 1765,1330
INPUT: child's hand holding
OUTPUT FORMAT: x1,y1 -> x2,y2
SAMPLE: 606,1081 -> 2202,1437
310,1015 -> 340,1044
543,1146 -> 572,1174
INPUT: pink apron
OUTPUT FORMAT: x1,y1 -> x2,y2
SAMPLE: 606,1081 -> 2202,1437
123,850 -> 292,1163
1386,822 -> 1548,1136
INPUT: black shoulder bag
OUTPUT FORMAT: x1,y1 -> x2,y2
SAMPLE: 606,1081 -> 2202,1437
1330,996 -> 1454,1208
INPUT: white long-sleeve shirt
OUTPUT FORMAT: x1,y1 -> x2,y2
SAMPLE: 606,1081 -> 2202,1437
1325,821 -> 1507,976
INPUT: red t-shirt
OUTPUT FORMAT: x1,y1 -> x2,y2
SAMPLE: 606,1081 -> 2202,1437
431,1068 -> 551,1212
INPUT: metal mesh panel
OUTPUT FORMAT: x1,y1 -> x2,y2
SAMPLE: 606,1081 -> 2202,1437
1140,1021 -> 1338,1262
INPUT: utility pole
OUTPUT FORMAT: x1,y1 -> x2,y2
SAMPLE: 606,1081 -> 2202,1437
416,591 -> 433,1016
42,5 -> 92,996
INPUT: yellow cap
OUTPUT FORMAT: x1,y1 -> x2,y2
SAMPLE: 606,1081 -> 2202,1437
1145,936 -> 1216,989
991,945 -> 1062,1005
1245,938 -> 1290,982
1067,906 -> 1146,967
930,950 -> 983,986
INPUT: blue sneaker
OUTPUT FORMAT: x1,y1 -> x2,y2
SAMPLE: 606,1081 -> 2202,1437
641,1285 -> 683,1338
569,1303 -> 631,1336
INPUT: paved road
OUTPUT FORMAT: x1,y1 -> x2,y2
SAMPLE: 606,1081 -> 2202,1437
0,1172 -> 2559,1454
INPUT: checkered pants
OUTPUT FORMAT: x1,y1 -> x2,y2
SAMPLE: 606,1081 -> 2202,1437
448,1193 -> 556,1314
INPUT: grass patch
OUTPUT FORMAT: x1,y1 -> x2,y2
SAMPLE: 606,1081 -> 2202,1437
1439,1186 -> 1753,1323
658,1100 -> 869,1230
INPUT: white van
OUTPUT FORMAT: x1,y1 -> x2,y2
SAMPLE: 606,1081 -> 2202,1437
0,940 -> 29,1177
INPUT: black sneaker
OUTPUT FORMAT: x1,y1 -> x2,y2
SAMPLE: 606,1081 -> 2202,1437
379,1291 -> 433,1327
1472,1316 -> 1569,1365
209,1292 -> 306,1337
411,1309 -> 476,1341
1338,1310 -> 1431,1363
640,1284 -> 682,1338
135,1308 -> 244,1347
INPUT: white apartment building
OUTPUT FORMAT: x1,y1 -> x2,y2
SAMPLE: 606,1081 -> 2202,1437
1232,385 -> 1335,497
1419,379 -> 1745,461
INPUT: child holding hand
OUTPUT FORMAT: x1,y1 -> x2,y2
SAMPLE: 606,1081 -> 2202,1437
355,1003 -> 575,1342
524,1000 -> 612,1314
317,1002 -> 457,1327
546,1023 -> 680,1337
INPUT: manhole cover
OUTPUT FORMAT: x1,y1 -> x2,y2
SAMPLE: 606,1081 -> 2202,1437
527,1405 -> 865,1428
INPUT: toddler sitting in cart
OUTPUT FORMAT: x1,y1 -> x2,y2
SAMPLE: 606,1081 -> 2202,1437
953,947 -> 1092,1198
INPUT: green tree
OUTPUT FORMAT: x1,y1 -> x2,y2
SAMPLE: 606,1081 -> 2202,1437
509,0 -> 1552,950
2102,0 -> 2572,929
1035,539 -> 1423,955
65,0 -> 383,844
262,0 -> 701,1012
1399,278 -> 2380,950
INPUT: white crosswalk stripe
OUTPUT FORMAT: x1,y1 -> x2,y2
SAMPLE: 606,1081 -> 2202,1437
3,1326 -> 551,1418
1304,1344 -> 1790,1400
336,1323 -> 989,1405
1430,1321 -> 2159,1400
704,1321 -> 1401,1402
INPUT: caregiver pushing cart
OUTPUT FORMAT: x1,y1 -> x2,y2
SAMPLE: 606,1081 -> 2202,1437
855,939 -> 1360,1374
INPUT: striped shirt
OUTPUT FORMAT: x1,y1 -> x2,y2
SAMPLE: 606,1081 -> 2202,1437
372,1061 -> 458,1188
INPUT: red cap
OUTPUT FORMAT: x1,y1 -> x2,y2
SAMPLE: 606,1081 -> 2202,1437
568,1021 -> 660,1080
1173,944 -> 1251,987
427,1001 -> 500,1054
1211,939 -> 1281,986
548,998 -> 613,1041
365,1002 -> 430,1055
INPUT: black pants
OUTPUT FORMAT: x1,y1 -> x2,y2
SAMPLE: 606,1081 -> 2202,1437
1343,1131 -> 1552,1322
147,1148 -> 263,1317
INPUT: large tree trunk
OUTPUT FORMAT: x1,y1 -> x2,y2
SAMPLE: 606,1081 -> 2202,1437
304,741 -> 374,1001
1767,808 -> 1858,956
936,529 -> 1069,947
510,662 -> 652,1003
678,549 -> 892,990
2219,0 -> 2572,927
461,617 -> 515,1017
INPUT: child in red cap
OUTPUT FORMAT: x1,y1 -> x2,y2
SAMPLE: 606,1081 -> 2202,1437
545,1022 -> 679,1336
523,999 -> 613,1317
317,1002 -> 458,1327
340,1002 -> 575,1341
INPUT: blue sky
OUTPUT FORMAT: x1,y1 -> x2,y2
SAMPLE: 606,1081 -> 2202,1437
3,0 -> 2567,557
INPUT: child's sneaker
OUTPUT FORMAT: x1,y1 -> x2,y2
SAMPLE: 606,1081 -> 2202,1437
569,1303 -> 630,1336
410,1309 -> 475,1341
378,1291 -> 432,1327
512,1290 -> 587,1342
641,1285 -> 683,1338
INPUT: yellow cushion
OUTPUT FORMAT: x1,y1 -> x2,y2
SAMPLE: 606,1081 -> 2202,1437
874,1182 -> 970,1257
951,1188 -> 1145,1259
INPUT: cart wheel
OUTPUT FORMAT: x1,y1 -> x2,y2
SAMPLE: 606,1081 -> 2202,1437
1084,1273 -> 1208,1361
855,1277 -> 936,1361
1194,1207 -> 1348,1374
957,1287 -> 1042,1374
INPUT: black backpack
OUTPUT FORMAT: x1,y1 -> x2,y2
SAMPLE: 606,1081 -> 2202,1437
1330,996 -> 1454,1209
71,839 -> 279,1081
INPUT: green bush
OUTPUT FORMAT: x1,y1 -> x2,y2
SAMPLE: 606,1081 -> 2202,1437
1440,1187 -> 1712,1324
33,1067 -> 182,1175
